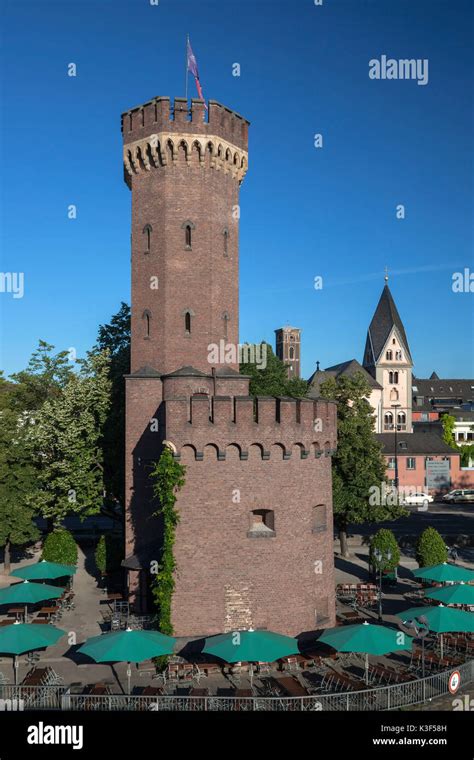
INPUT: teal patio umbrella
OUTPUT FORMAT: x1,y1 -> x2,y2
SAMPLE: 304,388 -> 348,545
397,604 -> 474,658
413,563 -> 474,584
425,583 -> 474,607
77,628 -> 176,693
203,628 -> 300,686
0,621 -> 66,684
0,581 -> 64,622
318,621 -> 414,684
11,560 -> 76,581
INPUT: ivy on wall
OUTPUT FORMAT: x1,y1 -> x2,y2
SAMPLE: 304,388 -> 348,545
149,446 -> 186,635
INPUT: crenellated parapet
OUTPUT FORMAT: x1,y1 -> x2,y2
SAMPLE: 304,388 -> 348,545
122,97 -> 249,188
163,396 -> 337,460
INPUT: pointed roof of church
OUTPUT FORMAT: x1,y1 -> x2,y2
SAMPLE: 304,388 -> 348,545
365,283 -> 412,364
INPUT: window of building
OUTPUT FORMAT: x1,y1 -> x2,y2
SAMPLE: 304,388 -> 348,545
182,220 -> 195,250
143,223 -> 152,253
420,412 -> 429,421
407,457 -> 416,470
248,509 -> 275,538
312,504 -> 327,533
398,412 -> 406,425
142,310 -> 151,338
384,412 -> 393,430
185,311 -> 192,334
457,432 -> 465,441
387,457 -> 396,469
386,350 -> 393,360
289,346 -> 295,360
185,224 -> 192,248
390,389 -> 399,401
223,228 -> 229,257
395,350 -> 402,360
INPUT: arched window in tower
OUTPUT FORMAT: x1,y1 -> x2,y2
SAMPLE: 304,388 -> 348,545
389,371 -> 393,384
185,312 -> 191,334
393,371 -> 399,384
398,412 -> 406,425
386,350 -> 393,360
143,224 -> 152,253
142,310 -> 151,339
222,312 -> 230,340
396,350 -> 402,360
223,228 -> 229,257
390,389 -> 399,401
384,412 -> 393,429
289,346 -> 295,360
182,220 -> 195,250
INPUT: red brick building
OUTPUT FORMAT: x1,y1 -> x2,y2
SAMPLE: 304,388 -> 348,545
121,97 -> 337,636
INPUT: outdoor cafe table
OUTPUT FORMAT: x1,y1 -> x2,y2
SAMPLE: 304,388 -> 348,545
7,608 -> 25,620
37,606 -> 59,620
275,676 -> 308,697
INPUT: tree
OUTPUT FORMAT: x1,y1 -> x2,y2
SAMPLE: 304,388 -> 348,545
319,372 -> 406,557
240,343 -> 308,398
441,414 -> 457,449
369,528 -> 400,573
94,533 -> 123,577
416,527 -> 448,568
0,409 -> 39,573
31,350 -> 111,528
95,303 -> 130,506
42,529 -> 78,565
149,447 -> 186,635
8,341 -> 73,412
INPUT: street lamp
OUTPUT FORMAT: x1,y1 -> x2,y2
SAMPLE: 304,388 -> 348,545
391,403 -> 401,491
373,548 -> 392,622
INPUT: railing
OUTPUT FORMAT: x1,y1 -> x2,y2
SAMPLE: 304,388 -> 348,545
61,660 -> 474,712
0,685 -> 67,710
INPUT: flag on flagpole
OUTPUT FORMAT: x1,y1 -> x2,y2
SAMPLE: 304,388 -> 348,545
187,38 -> 208,110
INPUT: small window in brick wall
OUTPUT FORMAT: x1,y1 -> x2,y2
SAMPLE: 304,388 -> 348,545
248,509 -> 275,539
312,504 -> 327,533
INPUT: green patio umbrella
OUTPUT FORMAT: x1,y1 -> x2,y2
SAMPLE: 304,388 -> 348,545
413,563 -> 474,584
77,628 -> 176,693
425,583 -> 474,607
0,581 -> 64,622
203,628 -> 300,687
397,604 -> 474,658
11,560 -> 76,581
0,621 -> 66,684
318,621 -> 414,684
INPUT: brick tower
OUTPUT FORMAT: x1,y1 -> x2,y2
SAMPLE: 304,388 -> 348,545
275,326 -> 301,379
122,96 -> 337,636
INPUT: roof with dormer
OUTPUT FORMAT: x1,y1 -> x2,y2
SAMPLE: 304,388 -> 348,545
363,283 -> 412,366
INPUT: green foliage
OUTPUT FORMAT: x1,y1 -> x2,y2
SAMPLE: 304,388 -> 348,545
0,409 -> 40,570
42,529 -> 78,565
95,303 -> 130,505
8,341 -> 73,412
31,350 -> 111,527
240,343 -> 308,398
458,444 -> 474,467
95,533 -> 123,576
369,528 -> 400,572
441,414 -> 457,449
319,372 -> 407,538
150,447 -> 186,635
416,527 -> 448,568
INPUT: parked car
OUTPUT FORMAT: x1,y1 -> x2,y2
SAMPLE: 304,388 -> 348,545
402,492 -> 434,507
443,489 -> 464,502
450,489 -> 474,504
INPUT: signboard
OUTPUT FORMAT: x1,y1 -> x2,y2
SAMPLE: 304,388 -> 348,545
448,670 -> 461,695
425,459 -> 451,490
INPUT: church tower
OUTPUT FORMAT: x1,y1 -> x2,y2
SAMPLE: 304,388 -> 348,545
363,275 -> 413,434
275,327 -> 301,379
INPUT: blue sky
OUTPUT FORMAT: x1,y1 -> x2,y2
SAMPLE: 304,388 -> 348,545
0,0 -> 473,380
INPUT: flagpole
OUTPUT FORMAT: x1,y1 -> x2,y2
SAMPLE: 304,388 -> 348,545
185,33 -> 189,102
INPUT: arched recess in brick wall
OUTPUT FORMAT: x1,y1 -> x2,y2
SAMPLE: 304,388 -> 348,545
180,444 -> 197,463
270,443 -> 285,460
248,443 -> 264,461
323,441 -> 331,456
312,442 -> 322,458
204,443 -> 219,460
293,443 -> 307,459
226,443 -> 241,461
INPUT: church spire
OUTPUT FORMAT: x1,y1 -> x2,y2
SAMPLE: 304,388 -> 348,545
362,280 -> 412,368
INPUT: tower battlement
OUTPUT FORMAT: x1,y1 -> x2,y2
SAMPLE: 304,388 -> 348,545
163,395 -> 337,458
122,97 -> 249,148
